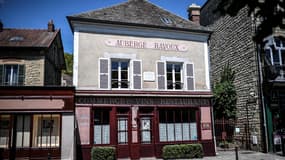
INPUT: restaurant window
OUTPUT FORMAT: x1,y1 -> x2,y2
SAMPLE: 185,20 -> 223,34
94,109 -> 110,144
16,115 -> 31,147
0,115 -> 11,148
159,109 -> 197,142
167,63 -> 183,90
0,64 -> 25,86
111,60 -> 129,89
32,114 -> 60,147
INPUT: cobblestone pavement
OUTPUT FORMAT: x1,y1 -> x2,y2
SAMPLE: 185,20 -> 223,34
191,150 -> 285,160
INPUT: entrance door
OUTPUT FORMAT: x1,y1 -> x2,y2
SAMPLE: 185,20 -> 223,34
116,108 -> 130,158
139,107 -> 155,157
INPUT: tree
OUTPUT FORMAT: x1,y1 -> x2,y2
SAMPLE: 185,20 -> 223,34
216,0 -> 285,43
213,63 -> 237,119
63,53 -> 73,76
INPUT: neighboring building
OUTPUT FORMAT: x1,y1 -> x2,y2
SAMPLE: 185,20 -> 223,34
0,20 -> 65,86
68,0 -> 214,159
0,21 -> 75,160
201,0 -> 285,153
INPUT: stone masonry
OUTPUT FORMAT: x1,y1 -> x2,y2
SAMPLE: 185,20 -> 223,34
200,0 -> 265,151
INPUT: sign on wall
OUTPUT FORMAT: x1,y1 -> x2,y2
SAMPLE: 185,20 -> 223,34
105,39 -> 188,52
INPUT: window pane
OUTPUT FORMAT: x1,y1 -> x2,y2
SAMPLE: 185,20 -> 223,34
111,61 -> 119,70
182,123 -> 190,140
167,123 -> 175,141
190,123 -> 198,140
0,115 -> 10,148
112,80 -> 119,88
121,71 -> 128,79
33,114 -> 60,147
167,64 -> 172,72
142,131 -> 151,143
167,111 -> 173,123
121,80 -> 129,88
175,124 -> 182,141
118,118 -> 128,144
281,50 -> 285,65
174,64 -> 181,72
4,65 -> 18,86
159,123 -> 167,142
112,71 -> 118,79
16,115 -> 30,147
273,49 -> 280,65
94,109 -> 110,144
121,62 -> 128,70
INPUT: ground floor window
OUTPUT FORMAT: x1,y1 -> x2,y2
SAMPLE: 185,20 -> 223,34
159,109 -> 198,142
117,108 -> 129,144
33,114 -> 60,147
94,109 -> 110,144
0,114 -> 61,149
0,115 -> 10,148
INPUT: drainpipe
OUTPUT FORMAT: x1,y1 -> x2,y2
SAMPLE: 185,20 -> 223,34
253,16 -> 268,152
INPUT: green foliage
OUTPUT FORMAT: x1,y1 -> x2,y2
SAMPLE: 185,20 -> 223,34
215,0 -> 285,43
63,53 -> 73,76
91,146 -> 115,160
162,144 -> 203,159
213,63 -> 237,119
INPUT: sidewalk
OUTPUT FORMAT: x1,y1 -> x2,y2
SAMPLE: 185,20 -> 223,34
191,150 -> 285,160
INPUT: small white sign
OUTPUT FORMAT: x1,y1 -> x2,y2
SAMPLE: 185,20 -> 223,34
143,72 -> 155,81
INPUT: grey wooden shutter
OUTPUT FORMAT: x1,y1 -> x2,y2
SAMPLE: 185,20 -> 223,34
133,60 -> 142,89
186,63 -> 194,90
99,58 -> 109,89
18,65 -> 25,86
157,61 -> 165,90
0,65 -> 3,85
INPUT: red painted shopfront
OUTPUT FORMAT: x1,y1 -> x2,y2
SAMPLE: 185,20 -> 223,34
75,90 -> 215,159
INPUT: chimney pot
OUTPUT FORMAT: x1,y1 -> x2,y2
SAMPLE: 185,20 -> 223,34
48,20 -> 55,32
188,4 -> 201,25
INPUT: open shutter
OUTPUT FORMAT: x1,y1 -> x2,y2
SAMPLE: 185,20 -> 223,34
133,60 -> 142,89
157,61 -> 165,90
99,58 -> 109,89
186,63 -> 194,90
18,65 -> 25,86
0,65 -> 3,85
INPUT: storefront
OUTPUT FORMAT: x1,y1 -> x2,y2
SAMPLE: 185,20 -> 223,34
76,90 -> 215,159
0,86 -> 75,160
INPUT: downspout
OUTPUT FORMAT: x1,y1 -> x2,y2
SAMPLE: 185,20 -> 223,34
253,16 -> 268,152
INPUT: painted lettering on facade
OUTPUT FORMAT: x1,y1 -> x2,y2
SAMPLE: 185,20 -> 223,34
105,39 -> 188,52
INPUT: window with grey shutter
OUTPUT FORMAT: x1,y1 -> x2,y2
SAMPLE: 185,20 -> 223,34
157,61 -> 165,90
133,60 -> 142,89
0,65 -> 3,85
186,63 -> 194,90
99,59 -> 109,89
18,65 -> 25,86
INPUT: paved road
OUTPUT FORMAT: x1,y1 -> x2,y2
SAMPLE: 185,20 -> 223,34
192,150 -> 285,160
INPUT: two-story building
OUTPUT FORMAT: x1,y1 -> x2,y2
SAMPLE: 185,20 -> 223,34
68,0 -> 215,159
0,21 -> 75,160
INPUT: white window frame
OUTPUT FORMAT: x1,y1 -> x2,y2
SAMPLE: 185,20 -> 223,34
166,62 -> 183,90
4,64 -> 19,86
111,59 -> 130,89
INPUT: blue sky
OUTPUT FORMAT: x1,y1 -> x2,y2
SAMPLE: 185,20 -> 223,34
0,0 -> 206,54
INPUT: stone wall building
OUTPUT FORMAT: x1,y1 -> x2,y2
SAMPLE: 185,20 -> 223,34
201,0 -> 285,153
0,21 -> 75,160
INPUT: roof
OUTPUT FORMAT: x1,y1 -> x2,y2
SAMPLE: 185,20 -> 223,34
0,29 -> 59,48
67,0 -> 210,33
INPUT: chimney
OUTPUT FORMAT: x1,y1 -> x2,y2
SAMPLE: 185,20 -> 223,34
188,4 -> 201,25
0,21 -> 3,32
48,20 -> 55,32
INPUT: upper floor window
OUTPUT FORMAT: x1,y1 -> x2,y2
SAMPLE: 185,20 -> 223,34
157,61 -> 194,90
99,58 -> 142,90
265,37 -> 285,66
167,63 -> 183,90
0,64 -> 25,86
111,60 -> 129,89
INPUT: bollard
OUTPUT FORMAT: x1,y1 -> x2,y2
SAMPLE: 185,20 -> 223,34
235,146 -> 239,160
